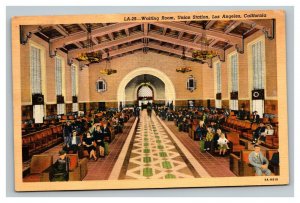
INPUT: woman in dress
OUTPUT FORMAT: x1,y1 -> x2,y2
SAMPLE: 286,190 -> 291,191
217,130 -> 229,156
258,124 -> 274,144
83,131 -> 97,161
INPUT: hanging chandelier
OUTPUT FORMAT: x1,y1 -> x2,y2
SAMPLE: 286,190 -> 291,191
192,33 -> 218,62
176,47 -> 192,73
76,24 -> 102,64
99,50 -> 117,75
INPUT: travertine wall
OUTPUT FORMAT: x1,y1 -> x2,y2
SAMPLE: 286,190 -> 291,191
20,32 -> 278,115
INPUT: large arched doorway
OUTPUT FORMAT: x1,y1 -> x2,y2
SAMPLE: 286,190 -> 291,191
117,67 -> 176,109
137,85 -> 153,109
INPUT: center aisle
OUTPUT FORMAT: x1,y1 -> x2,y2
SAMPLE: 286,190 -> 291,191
122,110 -> 196,179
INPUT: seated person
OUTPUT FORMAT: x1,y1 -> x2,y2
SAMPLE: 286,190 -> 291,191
217,131 -> 229,156
258,124 -> 274,144
251,111 -> 260,123
102,122 -> 112,143
93,125 -> 105,157
65,130 -> 81,154
204,127 -> 214,151
82,131 -> 97,161
252,123 -> 266,144
49,150 -> 70,182
248,145 -> 272,176
238,108 -> 247,120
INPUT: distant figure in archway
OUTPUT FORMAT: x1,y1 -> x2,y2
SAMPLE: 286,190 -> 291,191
147,102 -> 152,118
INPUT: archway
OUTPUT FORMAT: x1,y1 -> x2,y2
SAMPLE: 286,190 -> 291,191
117,67 -> 176,110
137,85 -> 154,109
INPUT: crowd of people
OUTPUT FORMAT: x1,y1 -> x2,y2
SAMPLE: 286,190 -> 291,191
61,110 -> 130,161
156,106 -> 276,156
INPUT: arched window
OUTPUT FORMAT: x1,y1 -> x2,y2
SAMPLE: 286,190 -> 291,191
138,85 -> 153,97
96,78 -> 107,92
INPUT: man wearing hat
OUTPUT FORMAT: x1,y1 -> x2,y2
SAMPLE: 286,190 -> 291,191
50,150 -> 70,181
248,145 -> 272,176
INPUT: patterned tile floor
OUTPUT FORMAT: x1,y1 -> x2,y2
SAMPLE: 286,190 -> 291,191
122,110 -> 196,179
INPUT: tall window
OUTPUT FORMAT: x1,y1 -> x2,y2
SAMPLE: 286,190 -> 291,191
230,53 -> 238,110
215,62 -> 222,108
251,39 -> 265,117
252,41 -> 264,89
71,64 -> 77,97
30,46 -> 42,94
55,57 -> 63,95
55,56 -> 65,115
216,62 -> 221,94
30,45 -> 44,123
71,65 -> 78,112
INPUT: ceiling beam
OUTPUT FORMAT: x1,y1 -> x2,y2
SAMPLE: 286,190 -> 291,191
178,32 -> 184,39
51,22 -> 140,50
208,39 -> 219,47
224,21 -> 242,34
78,24 -> 87,32
125,28 -> 130,36
148,43 -> 193,59
108,33 -> 114,41
74,42 -> 83,48
205,20 -> 216,30
91,37 -> 98,45
162,28 -> 167,35
101,43 -> 144,59
68,33 -> 144,58
152,21 -> 242,45
193,35 -> 202,43
143,23 -> 149,35
147,32 -> 221,53
53,25 -> 69,37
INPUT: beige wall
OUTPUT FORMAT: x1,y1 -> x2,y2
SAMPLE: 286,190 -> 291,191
20,31 -> 278,115
88,51 -> 203,102
20,35 -> 82,105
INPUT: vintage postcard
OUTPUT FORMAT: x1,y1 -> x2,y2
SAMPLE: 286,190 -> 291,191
11,9 -> 289,191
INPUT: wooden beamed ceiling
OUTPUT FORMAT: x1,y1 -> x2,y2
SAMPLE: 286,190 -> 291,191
23,19 -> 273,62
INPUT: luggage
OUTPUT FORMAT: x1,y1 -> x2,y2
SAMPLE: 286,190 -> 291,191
199,140 -> 205,152
104,142 -> 109,155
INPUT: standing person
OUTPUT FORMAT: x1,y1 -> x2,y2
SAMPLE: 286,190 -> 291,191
135,106 -> 140,117
147,104 -> 152,118
82,132 -> 97,161
238,108 -> 247,120
204,127 -> 214,151
252,122 -> 266,144
63,121 -> 73,147
195,120 -> 207,140
170,101 -> 174,111
50,150 -> 70,182
249,145 -> 272,176
93,125 -> 105,157
217,130 -> 229,156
